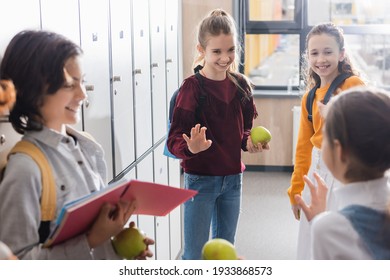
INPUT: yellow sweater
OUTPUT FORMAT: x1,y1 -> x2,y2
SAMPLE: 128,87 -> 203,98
287,76 -> 365,205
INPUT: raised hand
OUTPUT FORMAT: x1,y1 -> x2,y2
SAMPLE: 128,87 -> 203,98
182,123 -> 212,154
294,172 -> 328,222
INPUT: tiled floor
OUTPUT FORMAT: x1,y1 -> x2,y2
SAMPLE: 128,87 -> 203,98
235,171 -> 299,260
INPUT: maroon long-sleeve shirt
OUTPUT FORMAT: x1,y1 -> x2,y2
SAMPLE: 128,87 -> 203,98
167,74 -> 257,176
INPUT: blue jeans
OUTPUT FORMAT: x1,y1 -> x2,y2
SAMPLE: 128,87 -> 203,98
181,172 -> 242,260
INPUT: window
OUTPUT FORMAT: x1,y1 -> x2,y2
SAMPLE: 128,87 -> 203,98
241,0 -> 304,92
344,34 -> 390,89
240,0 -> 390,92
308,0 -> 390,26
245,34 -> 300,90
248,0 -> 296,21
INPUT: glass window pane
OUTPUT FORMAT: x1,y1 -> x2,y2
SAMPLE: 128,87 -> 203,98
308,0 -> 390,26
244,34 -> 300,88
249,0 -> 295,21
345,34 -> 390,89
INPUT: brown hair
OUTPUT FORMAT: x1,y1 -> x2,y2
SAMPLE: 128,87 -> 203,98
0,30 -> 82,134
325,86 -> 390,181
301,22 -> 360,92
193,9 -> 252,100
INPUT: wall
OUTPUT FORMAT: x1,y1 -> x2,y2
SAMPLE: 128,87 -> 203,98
241,96 -> 301,168
181,0 -> 233,79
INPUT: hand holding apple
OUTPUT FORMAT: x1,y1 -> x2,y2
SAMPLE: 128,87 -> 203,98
250,126 -> 272,145
112,222 -> 148,260
201,238 -> 238,260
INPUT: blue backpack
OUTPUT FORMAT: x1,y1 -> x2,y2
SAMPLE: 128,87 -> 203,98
163,71 -> 206,159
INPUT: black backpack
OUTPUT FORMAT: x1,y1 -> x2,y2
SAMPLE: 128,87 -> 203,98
306,73 -> 352,122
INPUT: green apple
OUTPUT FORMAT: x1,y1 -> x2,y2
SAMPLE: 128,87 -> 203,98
112,226 -> 146,259
250,126 -> 272,145
201,238 -> 238,260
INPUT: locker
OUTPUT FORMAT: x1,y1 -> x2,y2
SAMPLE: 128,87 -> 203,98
122,168 -> 137,228
0,0 -> 41,54
150,0 -> 168,143
153,143 -> 170,259
40,0 -> 83,131
40,0 -> 80,45
135,153 -> 156,260
165,0 -> 182,260
110,0 -> 136,177
79,0 -> 114,180
168,158 -> 182,259
165,0 -> 180,111
123,168 -> 136,181
131,0 -> 153,158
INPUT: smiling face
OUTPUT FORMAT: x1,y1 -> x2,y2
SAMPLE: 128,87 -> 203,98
199,33 -> 235,80
308,34 -> 345,86
40,56 -> 86,133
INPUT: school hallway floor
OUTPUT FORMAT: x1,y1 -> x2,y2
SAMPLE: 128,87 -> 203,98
235,171 -> 299,260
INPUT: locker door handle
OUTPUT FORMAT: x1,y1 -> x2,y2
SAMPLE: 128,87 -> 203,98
133,69 -> 142,75
151,63 -> 159,68
166,58 -> 173,63
112,76 -> 121,82
85,85 -> 94,91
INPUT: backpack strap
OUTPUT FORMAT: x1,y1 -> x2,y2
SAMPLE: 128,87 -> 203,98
168,67 -> 206,124
168,88 -> 180,123
323,73 -> 352,104
194,71 -> 207,124
306,83 -> 319,122
306,73 -> 352,122
8,140 -> 56,242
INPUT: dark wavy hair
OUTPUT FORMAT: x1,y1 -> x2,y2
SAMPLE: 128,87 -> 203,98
0,30 -> 82,134
301,22 -> 360,92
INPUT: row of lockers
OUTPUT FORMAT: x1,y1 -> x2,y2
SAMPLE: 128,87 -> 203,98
0,0 -> 183,260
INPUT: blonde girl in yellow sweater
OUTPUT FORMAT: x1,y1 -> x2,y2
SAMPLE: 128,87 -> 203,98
287,22 -> 365,259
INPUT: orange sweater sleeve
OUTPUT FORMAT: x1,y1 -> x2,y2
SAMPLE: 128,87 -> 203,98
287,93 -> 314,204
287,76 -> 365,205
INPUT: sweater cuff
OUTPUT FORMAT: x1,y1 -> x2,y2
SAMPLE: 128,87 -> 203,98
287,186 -> 301,205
